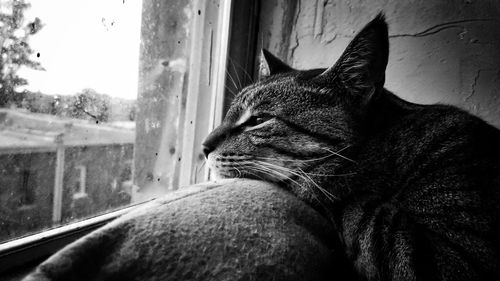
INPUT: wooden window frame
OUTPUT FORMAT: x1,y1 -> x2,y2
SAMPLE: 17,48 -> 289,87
0,0 -> 259,276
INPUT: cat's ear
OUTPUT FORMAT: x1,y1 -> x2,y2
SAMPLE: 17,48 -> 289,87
315,13 -> 389,96
261,49 -> 293,75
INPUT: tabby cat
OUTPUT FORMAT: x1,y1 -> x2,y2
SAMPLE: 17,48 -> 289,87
202,14 -> 500,281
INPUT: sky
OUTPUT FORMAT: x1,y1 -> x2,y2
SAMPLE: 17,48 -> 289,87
17,0 -> 143,100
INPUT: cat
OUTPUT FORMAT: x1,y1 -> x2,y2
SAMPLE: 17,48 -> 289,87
202,14 -> 500,281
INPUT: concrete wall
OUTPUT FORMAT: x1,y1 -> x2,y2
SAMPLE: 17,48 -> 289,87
258,0 -> 500,127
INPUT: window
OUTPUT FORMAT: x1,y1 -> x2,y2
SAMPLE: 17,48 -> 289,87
0,0 -> 143,244
0,0 -> 256,275
72,165 -> 86,198
19,170 -> 35,206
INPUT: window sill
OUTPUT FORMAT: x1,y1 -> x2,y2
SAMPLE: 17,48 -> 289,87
0,202 -> 144,274
0,180 -> 222,275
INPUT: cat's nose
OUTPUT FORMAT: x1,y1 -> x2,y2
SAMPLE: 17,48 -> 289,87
202,125 -> 228,158
202,144 -> 213,159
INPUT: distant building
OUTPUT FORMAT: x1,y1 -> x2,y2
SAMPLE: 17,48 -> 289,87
0,109 -> 134,242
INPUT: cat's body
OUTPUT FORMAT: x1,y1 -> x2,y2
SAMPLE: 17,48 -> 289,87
203,14 -> 500,281
337,91 -> 500,280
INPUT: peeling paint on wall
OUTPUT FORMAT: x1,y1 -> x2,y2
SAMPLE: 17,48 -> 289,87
259,0 -> 500,127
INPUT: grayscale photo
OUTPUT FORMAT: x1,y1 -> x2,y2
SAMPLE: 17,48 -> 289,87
1,0 -> 500,280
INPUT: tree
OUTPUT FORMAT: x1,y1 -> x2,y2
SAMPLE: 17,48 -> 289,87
68,89 -> 111,123
0,0 -> 43,107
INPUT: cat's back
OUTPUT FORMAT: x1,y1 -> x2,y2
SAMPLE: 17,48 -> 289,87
370,98 -> 500,172
397,103 -> 500,166
347,99 -> 500,280
359,97 -> 500,206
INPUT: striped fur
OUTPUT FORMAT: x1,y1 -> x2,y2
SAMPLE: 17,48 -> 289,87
202,14 -> 500,281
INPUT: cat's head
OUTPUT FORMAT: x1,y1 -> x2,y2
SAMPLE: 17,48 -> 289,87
202,14 -> 389,201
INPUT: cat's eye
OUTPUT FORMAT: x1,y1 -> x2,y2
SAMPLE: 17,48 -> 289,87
244,115 -> 271,127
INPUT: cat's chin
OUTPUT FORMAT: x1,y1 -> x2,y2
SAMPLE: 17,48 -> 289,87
212,168 -> 330,207
211,170 -> 256,181
212,169 -> 286,184
211,171 -> 236,180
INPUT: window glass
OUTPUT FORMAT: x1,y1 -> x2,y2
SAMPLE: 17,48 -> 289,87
0,0 -> 146,243
0,0 -> 227,245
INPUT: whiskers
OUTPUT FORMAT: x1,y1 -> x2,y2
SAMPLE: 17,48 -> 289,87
253,160 -> 341,202
249,163 -> 304,187
224,56 -> 255,97
196,158 -> 207,176
211,146 -> 356,203
319,146 -> 357,163
296,167 -> 338,202
254,145 -> 355,165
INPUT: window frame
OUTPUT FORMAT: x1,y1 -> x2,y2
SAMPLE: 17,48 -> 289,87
0,203 -> 139,274
0,0 -> 259,276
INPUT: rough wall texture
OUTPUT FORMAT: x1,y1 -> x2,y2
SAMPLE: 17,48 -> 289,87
259,0 -> 500,127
